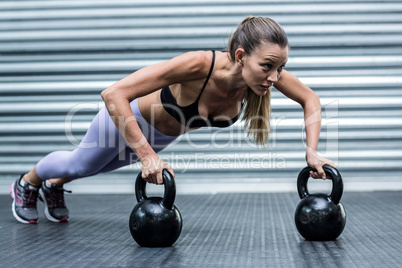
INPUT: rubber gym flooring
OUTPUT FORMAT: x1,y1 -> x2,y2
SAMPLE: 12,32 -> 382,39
1,191 -> 401,268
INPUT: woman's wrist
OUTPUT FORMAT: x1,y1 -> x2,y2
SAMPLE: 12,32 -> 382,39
305,146 -> 318,156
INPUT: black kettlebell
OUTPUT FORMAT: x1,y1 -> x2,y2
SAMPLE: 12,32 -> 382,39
129,169 -> 182,247
294,165 -> 346,241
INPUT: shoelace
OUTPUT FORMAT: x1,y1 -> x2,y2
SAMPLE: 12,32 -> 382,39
51,187 -> 72,208
24,188 -> 38,208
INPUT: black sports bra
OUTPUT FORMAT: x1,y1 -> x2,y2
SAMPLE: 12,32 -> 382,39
160,50 -> 242,128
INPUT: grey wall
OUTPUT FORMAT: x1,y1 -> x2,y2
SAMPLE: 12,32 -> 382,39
1,0 -> 401,193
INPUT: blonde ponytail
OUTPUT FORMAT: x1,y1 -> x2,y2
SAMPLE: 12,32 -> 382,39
242,88 -> 271,146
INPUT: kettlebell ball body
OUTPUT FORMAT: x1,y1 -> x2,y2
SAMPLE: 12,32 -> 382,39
295,193 -> 346,241
294,165 -> 346,241
129,197 -> 182,247
129,170 -> 182,247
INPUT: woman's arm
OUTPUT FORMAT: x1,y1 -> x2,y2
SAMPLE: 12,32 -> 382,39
101,51 -> 209,183
274,70 -> 335,179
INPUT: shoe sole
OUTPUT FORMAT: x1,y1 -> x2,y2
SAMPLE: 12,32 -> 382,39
39,188 -> 69,223
10,183 -> 38,224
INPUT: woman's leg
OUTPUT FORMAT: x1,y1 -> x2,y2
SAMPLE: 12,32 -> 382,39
12,99 -> 177,223
13,105 -> 130,223
25,105 -> 128,186
23,98 -> 178,186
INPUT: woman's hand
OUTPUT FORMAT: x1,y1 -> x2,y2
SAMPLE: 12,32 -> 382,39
140,154 -> 175,185
305,150 -> 335,180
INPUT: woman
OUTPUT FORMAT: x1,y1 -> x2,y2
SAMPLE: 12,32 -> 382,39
11,16 -> 334,224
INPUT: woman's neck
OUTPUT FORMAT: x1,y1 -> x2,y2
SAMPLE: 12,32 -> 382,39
214,52 -> 248,99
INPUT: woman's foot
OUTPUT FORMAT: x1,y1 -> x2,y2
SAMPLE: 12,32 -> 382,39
10,174 -> 40,224
39,181 -> 71,222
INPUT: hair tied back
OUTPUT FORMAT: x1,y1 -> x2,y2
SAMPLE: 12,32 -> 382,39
241,16 -> 256,25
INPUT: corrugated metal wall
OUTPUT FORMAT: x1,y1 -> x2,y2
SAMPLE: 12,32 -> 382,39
1,0 -> 402,193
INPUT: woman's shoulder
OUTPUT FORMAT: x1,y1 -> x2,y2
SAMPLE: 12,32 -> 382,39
183,50 -> 212,68
152,50 -> 214,84
177,50 -> 214,75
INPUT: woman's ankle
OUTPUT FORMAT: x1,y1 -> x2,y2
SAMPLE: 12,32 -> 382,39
22,174 -> 42,187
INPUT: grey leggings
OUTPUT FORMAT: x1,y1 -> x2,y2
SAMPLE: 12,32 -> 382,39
36,99 -> 178,180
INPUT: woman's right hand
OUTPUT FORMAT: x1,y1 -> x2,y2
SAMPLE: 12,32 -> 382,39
140,154 -> 174,185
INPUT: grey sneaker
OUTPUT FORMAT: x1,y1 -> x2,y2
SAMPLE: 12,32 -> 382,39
10,174 -> 39,224
39,182 -> 71,222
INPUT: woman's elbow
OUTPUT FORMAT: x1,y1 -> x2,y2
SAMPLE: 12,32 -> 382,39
301,91 -> 320,109
101,86 -> 120,104
310,92 -> 320,104
101,87 -> 111,101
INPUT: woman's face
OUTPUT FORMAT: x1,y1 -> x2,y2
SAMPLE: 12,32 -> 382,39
238,42 -> 289,96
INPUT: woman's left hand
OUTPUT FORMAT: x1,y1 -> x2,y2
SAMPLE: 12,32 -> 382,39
305,150 -> 335,180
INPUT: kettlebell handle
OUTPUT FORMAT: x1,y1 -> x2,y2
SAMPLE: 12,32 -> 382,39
135,169 -> 176,210
297,164 -> 343,204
